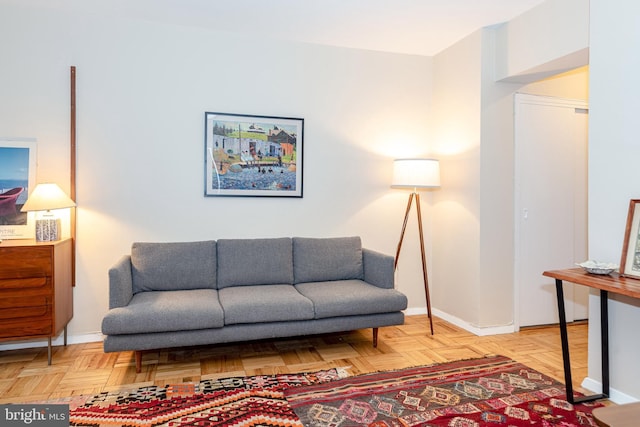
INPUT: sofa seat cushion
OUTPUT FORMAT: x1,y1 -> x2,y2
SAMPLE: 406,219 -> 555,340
101,289 -> 224,335
293,237 -> 364,284
219,284 -> 314,325
295,280 -> 408,319
217,238 -> 294,289
131,241 -> 217,293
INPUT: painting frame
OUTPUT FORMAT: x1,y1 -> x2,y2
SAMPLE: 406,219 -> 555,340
204,112 -> 303,198
0,138 -> 37,239
620,199 -> 640,279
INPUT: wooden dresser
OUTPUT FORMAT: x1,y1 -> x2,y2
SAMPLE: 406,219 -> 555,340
0,238 -> 73,364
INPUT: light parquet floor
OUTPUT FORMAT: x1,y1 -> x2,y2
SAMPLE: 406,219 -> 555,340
0,315 -> 591,404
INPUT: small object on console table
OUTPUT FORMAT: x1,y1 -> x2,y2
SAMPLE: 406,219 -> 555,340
576,260 -> 619,275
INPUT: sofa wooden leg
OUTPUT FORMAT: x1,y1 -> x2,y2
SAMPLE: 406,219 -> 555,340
373,328 -> 379,347
135,351 -> 142,373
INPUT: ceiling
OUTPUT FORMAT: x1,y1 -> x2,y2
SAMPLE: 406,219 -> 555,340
10,0 -> 547,56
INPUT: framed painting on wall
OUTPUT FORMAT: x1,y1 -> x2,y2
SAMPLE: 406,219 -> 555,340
0,138 -> 36,239
620,199 -> 640,279
204,112 -> 303,198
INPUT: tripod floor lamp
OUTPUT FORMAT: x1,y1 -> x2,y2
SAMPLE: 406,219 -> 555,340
391,158 -> 441,335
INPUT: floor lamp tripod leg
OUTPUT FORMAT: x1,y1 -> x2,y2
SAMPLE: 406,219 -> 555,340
394,193 -> 414,269
415,193 -> 434,335
395,191 -> 434,336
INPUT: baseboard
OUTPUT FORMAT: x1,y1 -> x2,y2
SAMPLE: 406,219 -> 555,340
405,307 -> 515,336
1,310 -> 512,352
1,309 -> 501,352
0,332 -> 103,352
581,377 -> 640,404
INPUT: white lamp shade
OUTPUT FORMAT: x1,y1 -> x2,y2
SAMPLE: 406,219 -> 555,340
20,183 -> 76,212
391,158 -> 440,189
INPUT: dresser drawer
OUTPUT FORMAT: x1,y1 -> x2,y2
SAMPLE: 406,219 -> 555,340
0,246 -> 52,279
0,304 -> 50,320
0,277 -> 52,307
0,308 -> 53,339
0,276 -> 49,291
0,294 -> 50,310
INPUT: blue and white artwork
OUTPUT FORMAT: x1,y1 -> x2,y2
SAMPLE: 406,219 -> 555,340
0,139 -> 36,238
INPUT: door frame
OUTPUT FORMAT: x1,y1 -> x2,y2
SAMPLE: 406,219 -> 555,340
513,93 -> 589,331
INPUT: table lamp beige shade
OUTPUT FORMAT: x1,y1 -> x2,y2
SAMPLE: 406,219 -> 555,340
391,158 -> 440,335
21,183 -> 76,242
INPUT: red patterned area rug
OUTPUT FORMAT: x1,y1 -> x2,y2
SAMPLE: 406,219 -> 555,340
63,368 -> 347,426
284,355 -> 603,426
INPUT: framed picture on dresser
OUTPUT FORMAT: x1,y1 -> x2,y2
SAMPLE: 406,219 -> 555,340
620,199 -> 640,279
0,139 -> 36,239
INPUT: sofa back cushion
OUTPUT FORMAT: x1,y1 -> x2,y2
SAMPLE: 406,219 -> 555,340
217,238 -> 294,288
293,236 -> 364,284
131,241 -> 217,293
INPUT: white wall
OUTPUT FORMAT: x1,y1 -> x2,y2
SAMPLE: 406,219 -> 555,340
521,66 -> 589,99
432,0 -> 640,401
586,0 -> 640,401
478,46 -> 590,331
0,3 -> 434,340
477,30 -> 523,328
431,24 -> 588,333
494,0 -> 589,83
431,30 -> 483,326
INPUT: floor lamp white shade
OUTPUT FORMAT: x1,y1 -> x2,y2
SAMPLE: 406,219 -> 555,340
391,158 -> 440,335
391,158 -> 440,189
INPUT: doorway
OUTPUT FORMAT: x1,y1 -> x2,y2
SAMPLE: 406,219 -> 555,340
514,93 -> 589,328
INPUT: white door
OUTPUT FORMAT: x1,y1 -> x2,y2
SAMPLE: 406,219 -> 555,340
514,94 -> 589,328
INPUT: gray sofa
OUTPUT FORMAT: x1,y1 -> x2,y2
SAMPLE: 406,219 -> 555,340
101,236 -> 408,372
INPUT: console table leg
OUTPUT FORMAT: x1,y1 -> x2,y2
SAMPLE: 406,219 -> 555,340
556,279 -> 608,404
47,337 -> 52,366
555,279 -> 575,403
600,290 -> 610,397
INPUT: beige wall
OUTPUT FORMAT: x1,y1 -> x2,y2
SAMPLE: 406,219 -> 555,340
430,8 -> 589,333
523,66 -> 589,99
477,30 -> 523,328
0,2 -> 434,342
587,0 -> 640,402
430,30 -> 483,326
495,0 -> 589,82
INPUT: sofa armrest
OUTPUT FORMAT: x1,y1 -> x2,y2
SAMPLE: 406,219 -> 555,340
108,255 -> 134,309
363,248 -> 395,289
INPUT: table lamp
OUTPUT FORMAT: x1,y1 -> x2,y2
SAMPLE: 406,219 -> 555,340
21,183 -> 76,242
391,158 -> 440,335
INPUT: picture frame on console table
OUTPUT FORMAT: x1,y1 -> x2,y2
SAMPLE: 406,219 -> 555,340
204,112 -> 303,198
0,138 -> 36,239
620,199 -> 640,279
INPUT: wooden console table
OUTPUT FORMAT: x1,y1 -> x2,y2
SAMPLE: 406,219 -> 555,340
0,238 -> 73,364
543,268 -> 640,404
